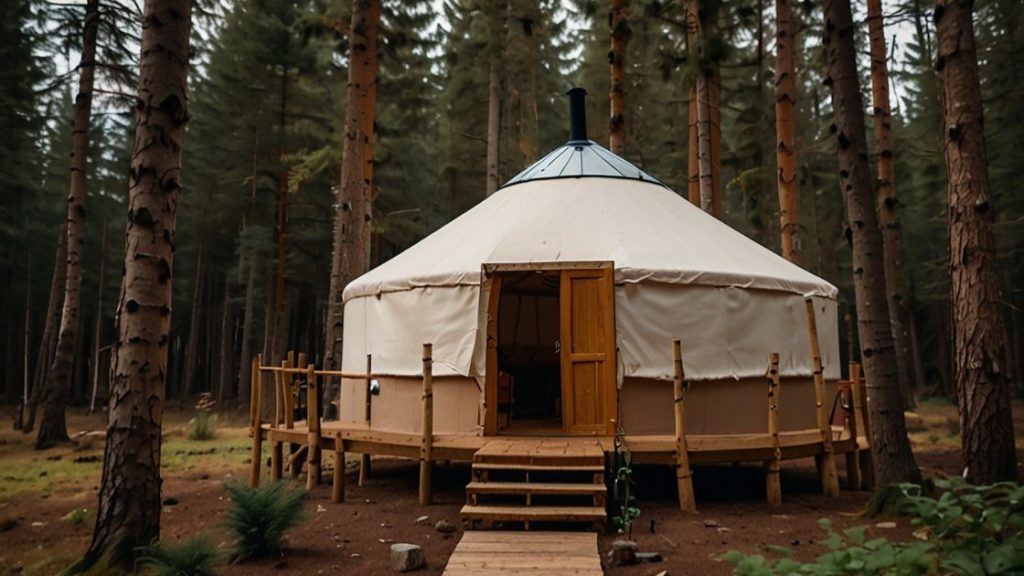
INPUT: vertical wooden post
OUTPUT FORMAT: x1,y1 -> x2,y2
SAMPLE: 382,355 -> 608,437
249,354 -> 263,487
333,431 -> 346,503
672,340 -> 696,513
249,355 -> 261,430
283,362 -> 295,430
850,362 -> 874,489
271,434 -> 283,481
307,364 -> 321,490
842,368 -> 861,490
766,352 -> 782,506
270,364 -> 284,481
419,343 -> 434,506
273,367 -> 283,428
360,353 -> 372,486
805,298 -> 840,497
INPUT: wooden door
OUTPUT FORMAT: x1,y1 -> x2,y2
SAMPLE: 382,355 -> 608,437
560,268 -> 617,435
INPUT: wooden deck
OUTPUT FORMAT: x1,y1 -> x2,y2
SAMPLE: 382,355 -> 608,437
261,421 -> 862,465
247,349 -> 875,509
442,531 -> 603,576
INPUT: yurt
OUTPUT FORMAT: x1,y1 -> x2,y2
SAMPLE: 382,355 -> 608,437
337,89 -> 841,443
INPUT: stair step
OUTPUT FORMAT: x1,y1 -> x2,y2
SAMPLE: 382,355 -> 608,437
473,454 -> 605,467
466,481 -> 606,496
460,505 -> 607,523
472,462 -> 604,473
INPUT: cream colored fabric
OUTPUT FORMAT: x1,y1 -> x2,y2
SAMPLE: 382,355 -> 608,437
344,177 -> 837,301
341,176 -> 841,382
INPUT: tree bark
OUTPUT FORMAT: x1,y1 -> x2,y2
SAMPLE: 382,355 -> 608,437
323,0 -> 380,380
775,0 -> 800,264
867,0 -> 915,409
485,1 -> 504,195
35,0 -> 99,449
25,223 -> 67,433
217,286 -> 234,403
609,0 -> 627,155
182,242 -> 204,399
687,86 -> 699,206
89,217 -> 108,414
238,127 -> 262,406
73,0 -> 191,569
272,65 -> 289,365
935,0 -> 1017,484
687,0 -> 719,218
822,0 -> 920,486
16,259 -> 31,430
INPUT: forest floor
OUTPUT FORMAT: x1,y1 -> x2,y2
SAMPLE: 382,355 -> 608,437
0,399 -> 1022,576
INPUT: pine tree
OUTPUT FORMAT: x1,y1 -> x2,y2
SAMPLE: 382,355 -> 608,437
72,0 -> 192,569
936,0 -> 1017,484
323,0 -> 380,379
822,0 -> 920,486
35,0 -> 100,449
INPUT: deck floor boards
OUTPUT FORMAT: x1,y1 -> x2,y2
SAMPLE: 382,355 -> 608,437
442,531 -> 603,576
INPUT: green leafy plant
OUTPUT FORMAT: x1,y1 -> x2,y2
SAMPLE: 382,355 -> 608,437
723,519 -> 935,575
610,424 -> 641,538
223,480 -> 307,561
137,535 -> 219,576
187,394 -> 217,441
723,480 -> 1024,575
896,479 -> 1024,575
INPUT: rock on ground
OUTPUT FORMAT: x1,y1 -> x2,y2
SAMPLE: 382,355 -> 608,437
390,543 -> 426,572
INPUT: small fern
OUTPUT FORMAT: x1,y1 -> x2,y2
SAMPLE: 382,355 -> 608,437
223,480 -> 306,561
137,535 -> 219,576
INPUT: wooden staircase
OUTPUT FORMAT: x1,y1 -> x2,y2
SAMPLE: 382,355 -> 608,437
461,439 -> 607,531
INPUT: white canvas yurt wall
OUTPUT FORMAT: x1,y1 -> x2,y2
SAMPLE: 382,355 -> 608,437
338,174 -> 841,437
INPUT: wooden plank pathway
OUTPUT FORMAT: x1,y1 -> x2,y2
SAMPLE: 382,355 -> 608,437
441,531 -> 603,576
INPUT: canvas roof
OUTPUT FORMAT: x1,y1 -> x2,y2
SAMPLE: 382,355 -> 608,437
343,168 -> 838,302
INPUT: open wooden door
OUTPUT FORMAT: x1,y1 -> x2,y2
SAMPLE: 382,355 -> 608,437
560,268 -> 617,435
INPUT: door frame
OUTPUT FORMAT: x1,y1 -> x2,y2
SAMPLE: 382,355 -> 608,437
482,261 -> 616,436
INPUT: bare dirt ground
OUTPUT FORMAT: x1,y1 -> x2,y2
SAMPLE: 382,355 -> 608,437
1,400 -> 1021,576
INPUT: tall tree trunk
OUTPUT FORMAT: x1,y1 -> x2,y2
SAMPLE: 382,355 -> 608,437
323,0 -> 380,381
867,0 -> 914,409
35,0 -> 99,449
708,23 -> 722,219
609,0 -> 627,155
822,0 -> 920,486
16,259 -> 30,430
485,1 -> 504,195
217,287 -> 234,403
687,87 -> 698,206
89,217 -> 108,414
775,0 -> 800,263
238,126 -> 261,406
687,0 -> 718,218
362,0 -> 379,269
272,67 -> 289,365
182,243 -> 204,399
935,0 -> 1017,484
73,0 -> 191,569
25,223 -> 67,432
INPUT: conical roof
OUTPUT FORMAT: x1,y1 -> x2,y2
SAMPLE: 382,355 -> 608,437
343,176 -> 836,301
502,140 -> 662,188
343,88 -> 837,303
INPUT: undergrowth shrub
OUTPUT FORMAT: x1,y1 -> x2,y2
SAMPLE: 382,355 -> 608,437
723,479 -> 1024,575
137,535 -> 219,576
223,480 -> 306,561
187,395 -> 217,441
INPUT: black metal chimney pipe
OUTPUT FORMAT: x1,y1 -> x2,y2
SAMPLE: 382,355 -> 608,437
566,87 -> 589,143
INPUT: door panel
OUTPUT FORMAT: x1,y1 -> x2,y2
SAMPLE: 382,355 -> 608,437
560,268 -> 616,435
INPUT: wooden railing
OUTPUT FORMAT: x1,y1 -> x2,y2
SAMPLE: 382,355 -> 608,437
248,344 -> 436,505
670,297 -> 871,511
